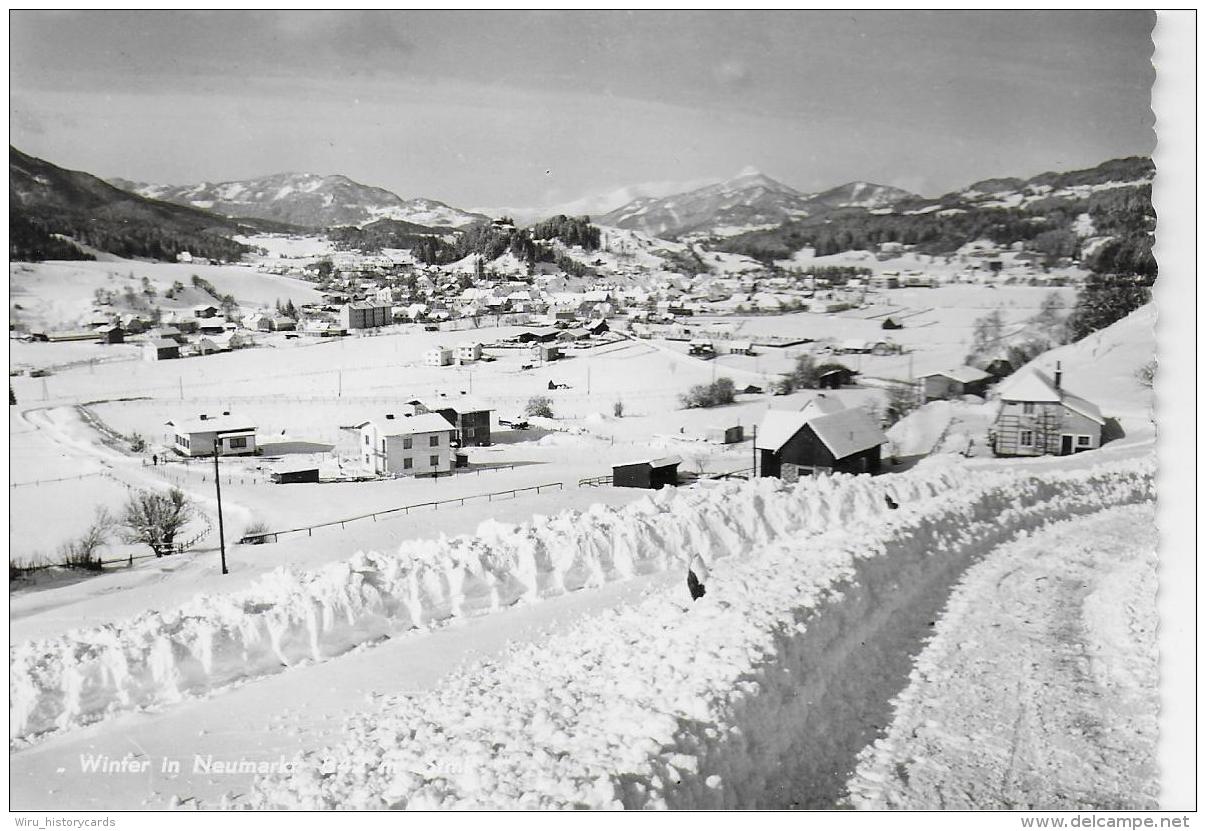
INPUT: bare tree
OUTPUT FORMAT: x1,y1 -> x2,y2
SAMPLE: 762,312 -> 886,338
120,488 -> 195,557
58,507 -> 114,571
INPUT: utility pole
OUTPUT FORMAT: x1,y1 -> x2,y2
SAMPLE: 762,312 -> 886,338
213,449 -> 228,575
752,424 -> 758,478
179,376 -> 183,401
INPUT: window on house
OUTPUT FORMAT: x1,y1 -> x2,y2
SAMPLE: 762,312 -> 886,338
430,455 -> 440,466
1020,430 -> 1034,446
403,437 -> 413,449
1022,402 -> 1035,415
364,455 -> 370,465
381,439 -> 386,453
1077,435 -> 1092,447
429,435 -> 440,446
403,457 -> 413,469
229,436 -> 247,449
364,434 -> 369,445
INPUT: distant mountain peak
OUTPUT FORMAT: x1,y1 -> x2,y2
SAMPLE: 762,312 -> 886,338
108,172 -> 488,230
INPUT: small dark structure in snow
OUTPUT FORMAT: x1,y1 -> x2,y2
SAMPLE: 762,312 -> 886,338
612,455 -> 681,490
517,327 -> 560,344
980,358 -> 1015,380
918,366 -> 992,401
818,366 -> 858,389
881,317 -> 903,330
143,338 -> 181,361
706,425 -> 745,444
271,464 -> 320,484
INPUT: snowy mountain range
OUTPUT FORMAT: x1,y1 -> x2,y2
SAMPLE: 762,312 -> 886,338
108,172 -> 490,230
596,168 -> 917,239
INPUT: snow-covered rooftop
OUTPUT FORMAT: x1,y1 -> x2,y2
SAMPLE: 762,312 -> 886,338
168,415 -> 257,435
924,365 -> 992,384
806,408 -> 887,460
757,405 -> 886,460
362,413 -> 457,436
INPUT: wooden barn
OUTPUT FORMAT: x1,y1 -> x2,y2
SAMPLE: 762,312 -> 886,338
991,364 -> 1105,457
918,366 -> 993,401
612,455 -> 681,489
756,406 -> 886,480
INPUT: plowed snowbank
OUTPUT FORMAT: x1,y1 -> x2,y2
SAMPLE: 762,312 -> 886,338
11,459 -> 965,745
244,457 -> 1152,809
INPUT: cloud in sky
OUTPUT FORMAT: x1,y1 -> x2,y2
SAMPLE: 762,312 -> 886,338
9,10 -> 1155,210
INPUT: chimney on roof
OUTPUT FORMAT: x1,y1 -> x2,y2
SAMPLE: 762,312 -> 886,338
385,413 -> 395,420
222,411 -> 230,416
1054,361 -> 1062,390
199,414 -> 208,421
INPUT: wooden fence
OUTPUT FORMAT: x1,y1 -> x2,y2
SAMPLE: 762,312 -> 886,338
239,481 -> 566,544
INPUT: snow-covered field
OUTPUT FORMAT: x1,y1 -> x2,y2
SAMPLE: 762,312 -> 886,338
10,259 -> 322,331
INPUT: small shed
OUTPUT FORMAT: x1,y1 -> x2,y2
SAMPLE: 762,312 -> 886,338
919,366 -> 992,401
143,338 -> 180,361
706,425 -> 745,445
729,340 -> 754,356
818,367 -> 857,389
271,463 -> 320,484
97,325 -> 125,344
612,455 -> 681,489
688,339 -> 715,356
535,344 -> 561,362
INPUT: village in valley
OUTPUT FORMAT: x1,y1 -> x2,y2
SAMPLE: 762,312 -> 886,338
8,9 -> 1177,819
10,215 -> 1135,557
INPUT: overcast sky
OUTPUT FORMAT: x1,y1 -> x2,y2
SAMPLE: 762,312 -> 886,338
11,10 -> 1155,210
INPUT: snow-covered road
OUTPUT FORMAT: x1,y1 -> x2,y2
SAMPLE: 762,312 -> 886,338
846,503 -> 1158,809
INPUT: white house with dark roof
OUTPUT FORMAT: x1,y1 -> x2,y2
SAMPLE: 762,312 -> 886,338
991,363 -> 1105,457
356,412 -> 457,476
